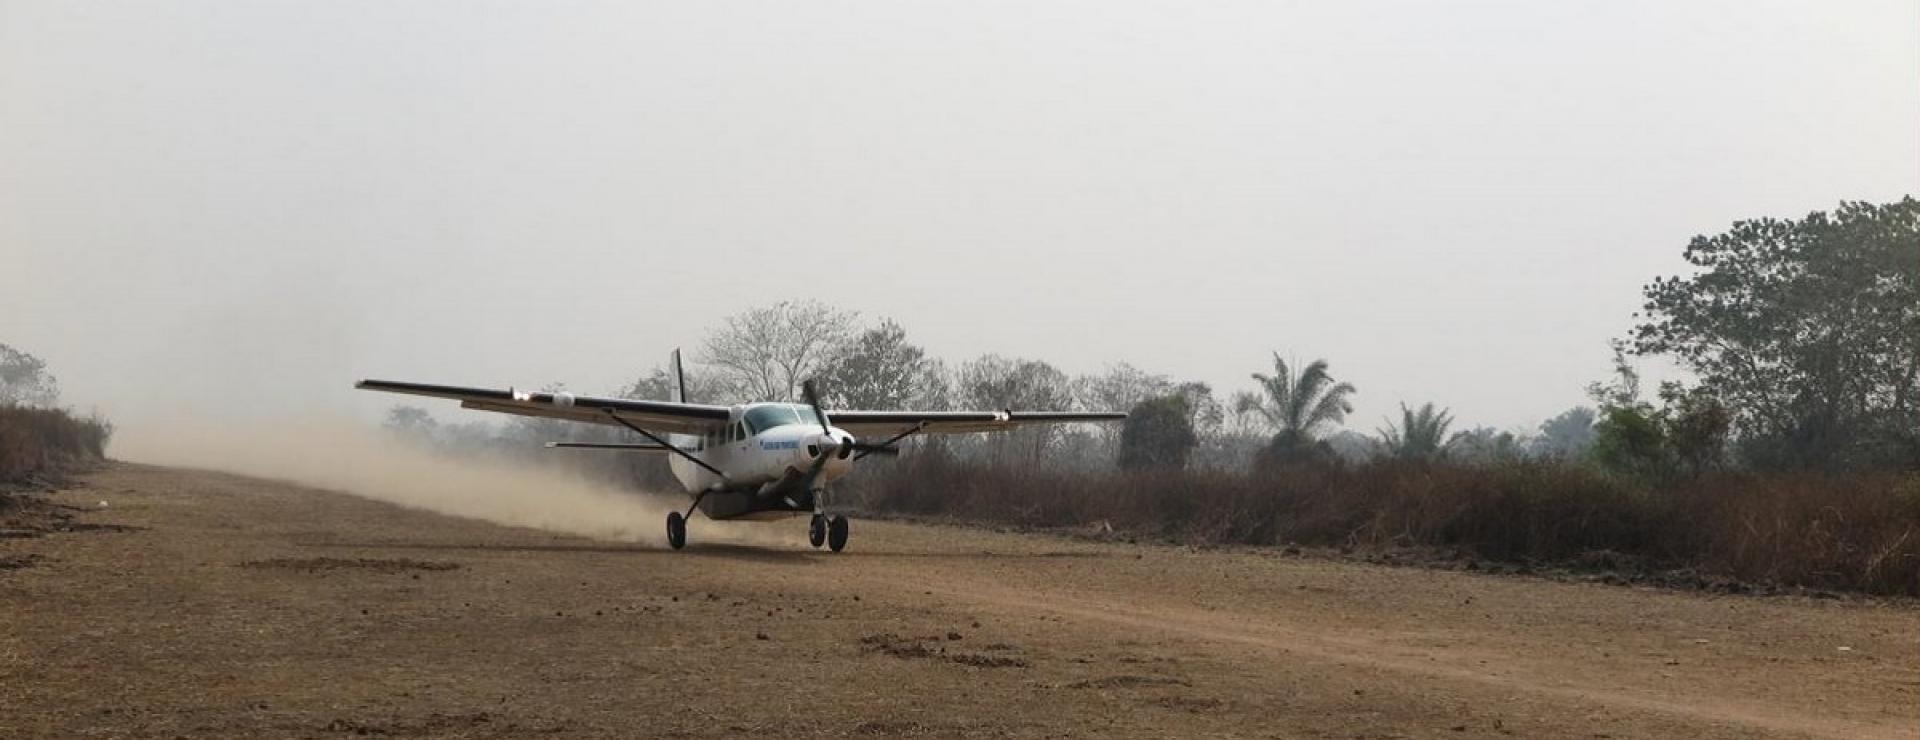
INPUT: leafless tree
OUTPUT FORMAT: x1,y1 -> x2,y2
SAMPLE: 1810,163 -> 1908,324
0,343 -> 59,407
957,354 -> 1074,464
700,300 -> 856,402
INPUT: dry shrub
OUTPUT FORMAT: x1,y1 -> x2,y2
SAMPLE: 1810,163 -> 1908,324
1670,473 -> 1920,596
0,406 -> 113,485
848,455 -> 1920,596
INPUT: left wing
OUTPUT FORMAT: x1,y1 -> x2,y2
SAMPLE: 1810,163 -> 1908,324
829,410 -> 1125,438
355,380 -> 730,435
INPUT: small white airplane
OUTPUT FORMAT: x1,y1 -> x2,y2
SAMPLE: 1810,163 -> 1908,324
356,351 -> 1124,552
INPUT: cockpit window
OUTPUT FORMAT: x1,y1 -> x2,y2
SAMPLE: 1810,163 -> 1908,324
743,404 -> 824,434
743,405 -> 799,434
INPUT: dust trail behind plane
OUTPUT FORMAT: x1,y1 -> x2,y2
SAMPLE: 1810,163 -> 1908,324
114,418 -> 799,548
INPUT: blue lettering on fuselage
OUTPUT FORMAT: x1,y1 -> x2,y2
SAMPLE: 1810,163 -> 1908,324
760,440 -> 799,450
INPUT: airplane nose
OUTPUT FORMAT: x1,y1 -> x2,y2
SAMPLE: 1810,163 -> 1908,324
804,433 -> 856,461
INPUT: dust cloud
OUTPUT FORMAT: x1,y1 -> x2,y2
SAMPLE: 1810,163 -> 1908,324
114,419 -> 800,548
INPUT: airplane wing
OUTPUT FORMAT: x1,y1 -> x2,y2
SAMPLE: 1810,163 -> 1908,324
828,410 -> 1126,438
355,380 -> 730,435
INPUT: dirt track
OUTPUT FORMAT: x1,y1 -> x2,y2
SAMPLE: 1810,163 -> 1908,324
2,464 -> 1915,739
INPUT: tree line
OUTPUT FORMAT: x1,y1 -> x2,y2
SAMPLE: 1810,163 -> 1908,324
387,197 -> 1917,479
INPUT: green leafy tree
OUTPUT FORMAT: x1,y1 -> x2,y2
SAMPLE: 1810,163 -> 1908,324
1657,382 -> 1733,476
1585,348 -> 1731,479
1532,406 -> 1598,459
1447,426 -> 1525,464
819,319 -> 944,410
1630,198 -> 1920,470
1235,354 -> 1356,468
1375,402 -> 1454,461
1078,365 -> 1223,449
1587,347 -> 1670,478
1118,395 -> 1199,471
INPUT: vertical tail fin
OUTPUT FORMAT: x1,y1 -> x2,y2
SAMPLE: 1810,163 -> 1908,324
669,349 -> 688,403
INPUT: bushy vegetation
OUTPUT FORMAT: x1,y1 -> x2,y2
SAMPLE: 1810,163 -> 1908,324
0,407 -> 113,486
0,343 -> 112,485
845,455 -> 1920,597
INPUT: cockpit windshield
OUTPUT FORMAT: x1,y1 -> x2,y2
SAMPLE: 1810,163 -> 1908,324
742,404 -> 825,434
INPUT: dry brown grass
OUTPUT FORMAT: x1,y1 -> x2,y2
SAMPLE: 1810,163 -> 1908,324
0,406 -> 112,487
847,455 -> 1920,596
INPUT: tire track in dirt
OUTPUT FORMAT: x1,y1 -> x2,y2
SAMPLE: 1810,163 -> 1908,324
899,575 -> 1909,740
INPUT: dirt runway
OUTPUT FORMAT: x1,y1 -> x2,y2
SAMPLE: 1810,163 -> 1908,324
2,464 -> 1914,738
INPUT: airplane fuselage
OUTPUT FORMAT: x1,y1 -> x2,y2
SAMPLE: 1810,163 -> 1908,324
666,402 -> 860,520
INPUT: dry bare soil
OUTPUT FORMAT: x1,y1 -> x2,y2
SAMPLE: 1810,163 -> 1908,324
2,464 -> 1915,739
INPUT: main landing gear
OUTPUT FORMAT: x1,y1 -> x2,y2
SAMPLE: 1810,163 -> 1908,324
665,506 -> 848,553
809,513 -> 850,553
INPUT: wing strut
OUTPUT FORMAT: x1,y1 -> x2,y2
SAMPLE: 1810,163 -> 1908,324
546,442 -> 667,451
601,410 -> 729,483
853,421 -> 928,461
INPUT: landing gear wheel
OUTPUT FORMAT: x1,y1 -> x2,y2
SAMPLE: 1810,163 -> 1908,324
808,514 -> 827,548
666,511 -> 687,550
827,514 -> 849,553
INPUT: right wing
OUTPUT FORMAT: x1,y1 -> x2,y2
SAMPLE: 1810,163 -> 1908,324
829,410 -> 1126,438
355,380 -> 730,435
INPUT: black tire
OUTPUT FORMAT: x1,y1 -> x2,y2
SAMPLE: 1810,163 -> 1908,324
666,511 -> 687,550
827,515 -> 849,553
808,514 -> 827,548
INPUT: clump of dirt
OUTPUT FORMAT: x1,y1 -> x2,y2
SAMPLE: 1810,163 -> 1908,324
0,492 -> 68,536
860,633 -> 1029,669
1065,675 -> 1190,689
1155,696 -> 1223,712
321,711 -> 564,735
0,553 -> 45,570
853,720 -> 936,735
244,557 -> 461,574
56,522 -> 144,534
948,653 -> 1029,668
0,491 -> 136,538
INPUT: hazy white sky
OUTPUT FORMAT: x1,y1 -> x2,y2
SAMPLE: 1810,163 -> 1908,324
3,0 -> 1915,433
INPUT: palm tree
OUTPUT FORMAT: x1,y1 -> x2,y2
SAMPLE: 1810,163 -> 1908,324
1234,354 -> 1357,464
1376,402 -> 1454,461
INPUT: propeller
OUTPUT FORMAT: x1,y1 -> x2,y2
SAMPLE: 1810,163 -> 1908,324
801,380 -> 901,463
790,380 -> 839,496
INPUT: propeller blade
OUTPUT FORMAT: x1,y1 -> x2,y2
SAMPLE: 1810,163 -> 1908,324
800,379 -> 832,437
848,443 -> 901,458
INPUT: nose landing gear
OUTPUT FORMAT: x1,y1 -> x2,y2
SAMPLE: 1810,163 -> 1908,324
808,513 -> 849,552
827,514 -> 849,552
